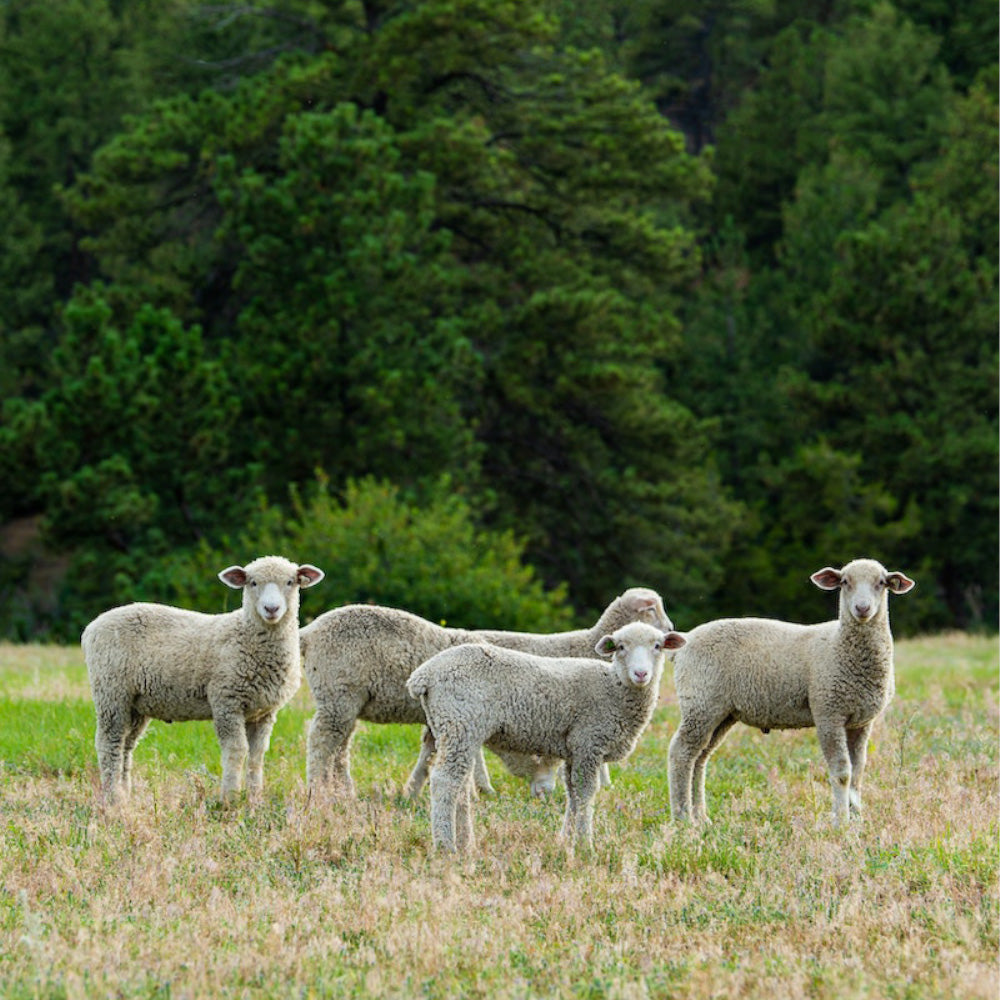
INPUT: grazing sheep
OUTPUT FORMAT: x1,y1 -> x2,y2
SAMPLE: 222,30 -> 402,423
300,588 -> 672,798
668,558 -> 915,826
82,556 -> 324,805
407,621 -> 686,853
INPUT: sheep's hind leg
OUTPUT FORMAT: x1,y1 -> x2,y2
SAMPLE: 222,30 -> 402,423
95,704 -> 129,806
846,722 -> 874,818
455,771 -> 477,853
692,717 -> 737,824
430,738 -> 477,854
306,705 -> 360,796
668,714 -> 718,823
120,712 -> 150,797
472,748 -> 495,796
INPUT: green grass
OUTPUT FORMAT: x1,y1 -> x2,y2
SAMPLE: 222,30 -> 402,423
0,633 -> 996,999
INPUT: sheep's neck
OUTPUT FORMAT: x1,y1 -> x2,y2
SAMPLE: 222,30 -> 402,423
836,605 -> 895,684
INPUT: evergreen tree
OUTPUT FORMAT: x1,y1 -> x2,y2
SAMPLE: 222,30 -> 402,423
61,0 -> 735,617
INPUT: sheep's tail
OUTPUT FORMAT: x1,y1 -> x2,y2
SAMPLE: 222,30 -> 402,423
406,672 -> 430,708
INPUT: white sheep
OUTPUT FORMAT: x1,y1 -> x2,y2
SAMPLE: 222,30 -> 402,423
406,621 -> 686,853
299,588 -> 673,798
82,555 -> 324,805
668,558 -> 915,826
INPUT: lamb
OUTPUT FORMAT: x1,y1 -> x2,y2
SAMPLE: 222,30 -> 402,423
667,558 -> 915,826
299,587 -> 673,798
407,621 -> 686,853
82,555 -> 324,805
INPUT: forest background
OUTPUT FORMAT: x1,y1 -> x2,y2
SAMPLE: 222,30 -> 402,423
0,0 -> 996,641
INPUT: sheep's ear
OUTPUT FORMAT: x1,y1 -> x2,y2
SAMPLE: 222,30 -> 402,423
596,635 -> 617,657
219,566 -> 248,589
811,567 -> 843,591
662,631 -> 686,650
886,572 -> 915,594
626,592 -> 657,613
297,565 -> 325,588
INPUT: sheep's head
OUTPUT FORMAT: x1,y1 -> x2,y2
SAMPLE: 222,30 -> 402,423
811,558 -> 914,623
596,621 -> 686,687
219,556 -> 324,625
607,587 -> 674,634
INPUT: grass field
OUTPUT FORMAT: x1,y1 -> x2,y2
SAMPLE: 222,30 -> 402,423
0,633 -> 996,999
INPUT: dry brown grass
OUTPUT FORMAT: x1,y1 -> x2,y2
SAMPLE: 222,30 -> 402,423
0,633 -> 996,998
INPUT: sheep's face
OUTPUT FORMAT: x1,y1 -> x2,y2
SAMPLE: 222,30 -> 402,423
811,559 -> 915,623
219,557 -> 325,625
597,622 -> 686,687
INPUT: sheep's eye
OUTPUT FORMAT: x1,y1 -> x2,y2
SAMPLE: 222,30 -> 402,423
286,580 -> 294,587
250,580 -> 257,588
876,579 -> 886,590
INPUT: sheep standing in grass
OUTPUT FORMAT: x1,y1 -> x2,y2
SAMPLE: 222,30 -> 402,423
300,588 -> 673,798
668,558 -> 915,826
82,556 -> 324,805
407,621 -> 686,853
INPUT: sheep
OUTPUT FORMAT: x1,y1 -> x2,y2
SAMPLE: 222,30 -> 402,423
667,558 -> 915,827
299,587 -> 673,798
82,555 -> 324,805
406,621 -> 686,853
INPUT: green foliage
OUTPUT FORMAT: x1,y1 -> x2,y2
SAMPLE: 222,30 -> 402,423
0,0 -> 995,637
57,1 -> 731,620
215,101 -> 482,491
674,2 -> 998,630
139,475 -> 575,633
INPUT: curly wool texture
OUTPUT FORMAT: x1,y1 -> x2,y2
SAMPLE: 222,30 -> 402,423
407,621 -> 685,853
299,588 -> 673,797
668,558 -> 914,826
82,555 -> 323,805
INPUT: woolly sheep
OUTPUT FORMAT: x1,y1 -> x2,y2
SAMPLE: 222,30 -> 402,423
668,558 -> 915,826
299,588 -> 673,798
82,555 -> 324,805
406,621 -> 686,853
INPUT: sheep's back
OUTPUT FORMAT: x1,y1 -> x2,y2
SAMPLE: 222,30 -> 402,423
673,617 -> 837,730
301,605 -> 463,723
413,645 -> 608,756
469,627 -> 591,657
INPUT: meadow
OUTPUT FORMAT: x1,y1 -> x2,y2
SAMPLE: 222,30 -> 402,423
0,633 -> 996,999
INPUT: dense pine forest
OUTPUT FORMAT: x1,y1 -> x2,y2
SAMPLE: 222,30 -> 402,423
0,0 -> 996,641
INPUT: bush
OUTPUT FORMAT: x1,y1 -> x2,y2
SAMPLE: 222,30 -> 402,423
139,475 -> 574,632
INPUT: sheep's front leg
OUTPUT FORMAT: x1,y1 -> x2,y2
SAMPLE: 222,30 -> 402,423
214,711 -> 249,801
846,721 -> 874,817
246,712 -> 277,798
816,720 -> 852,825
564,755 -> 602,850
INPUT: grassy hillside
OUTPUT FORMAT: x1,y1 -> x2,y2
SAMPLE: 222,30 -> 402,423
0,633 -> 996,998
